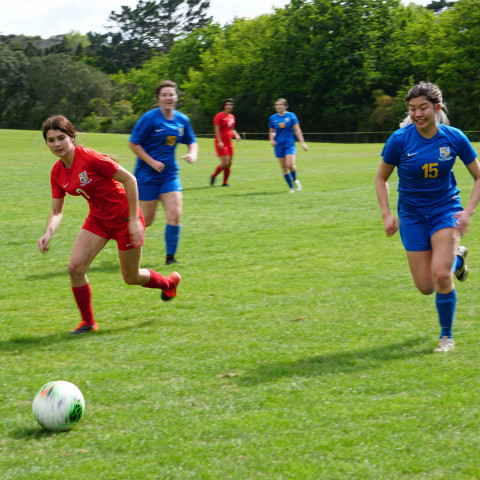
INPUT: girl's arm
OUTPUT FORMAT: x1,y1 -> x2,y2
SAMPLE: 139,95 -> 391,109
375,161 -> 398,236
214,124 -> 223,149
128,141 -> 165,173
455,158 -> 480,235
269,127 -> 276,146
38,197 -> 65,253
182,142 -> 198,163
113,166 -> 143,247
293,124 -> 308,151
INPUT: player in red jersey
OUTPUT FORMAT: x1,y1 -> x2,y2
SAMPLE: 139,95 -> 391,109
210,99 -> 241,187
38,115 -> 181,334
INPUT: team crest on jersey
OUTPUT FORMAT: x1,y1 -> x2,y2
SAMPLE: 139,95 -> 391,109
178,127 -> 184,137
79,171 -> 92,186
439,147 -> 452,161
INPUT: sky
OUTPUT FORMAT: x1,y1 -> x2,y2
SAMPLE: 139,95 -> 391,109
1,0 -> 431,39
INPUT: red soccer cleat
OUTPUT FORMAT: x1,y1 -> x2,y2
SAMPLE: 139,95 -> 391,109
161,272 -> 181,301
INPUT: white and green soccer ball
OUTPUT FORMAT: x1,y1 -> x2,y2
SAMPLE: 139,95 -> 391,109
32,381 -> 85,431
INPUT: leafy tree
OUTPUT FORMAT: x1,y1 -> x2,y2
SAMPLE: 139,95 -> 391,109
425,0 -> 480,129
26,54 -> 117,127
0,43 -> 31,128
108,0 -> 211,52
84,0 -> 213,73
426,0 -> 456,13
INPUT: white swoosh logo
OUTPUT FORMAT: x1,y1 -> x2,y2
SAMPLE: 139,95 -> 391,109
407,152 -> 419,157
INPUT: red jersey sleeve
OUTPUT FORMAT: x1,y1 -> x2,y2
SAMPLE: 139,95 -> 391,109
84,148 -> 119,178
213,112 -> 223,125
50,160 -> 67,199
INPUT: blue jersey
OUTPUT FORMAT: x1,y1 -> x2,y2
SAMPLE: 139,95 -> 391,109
382,123 -> 477,209
269,112 -> 299,148
130,108 -> 197,184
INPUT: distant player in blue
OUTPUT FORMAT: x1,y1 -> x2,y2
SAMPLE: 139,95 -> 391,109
269,98 -> 308,193
375,82 -> 480,352
128,80 -> 198,265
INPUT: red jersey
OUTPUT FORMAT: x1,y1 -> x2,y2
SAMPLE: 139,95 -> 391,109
213,112 -> 235,145
50,146 -> 129,227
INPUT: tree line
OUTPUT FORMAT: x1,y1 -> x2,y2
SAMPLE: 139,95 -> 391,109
1,0 -> 478,139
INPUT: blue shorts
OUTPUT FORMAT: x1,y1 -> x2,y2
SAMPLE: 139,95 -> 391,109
398,200 -> 463,251
274,145 -> 296,158
137,177 -> 182,201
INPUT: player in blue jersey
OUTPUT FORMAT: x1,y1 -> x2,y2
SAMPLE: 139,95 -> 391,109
375,82 -> 480,352
269,98 -> 308,193
128,80 -> 198,265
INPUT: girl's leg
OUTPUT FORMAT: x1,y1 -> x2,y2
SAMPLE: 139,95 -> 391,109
139,199 -> 158,227
222,155 -> 233,185
68,229 -> 108,333
405,250 -> 434,295
286,154 -> 301,190
278,157 -> 294,189
431,228 -> 460,350
160,191 -> 182,263
118,247 -> 181,300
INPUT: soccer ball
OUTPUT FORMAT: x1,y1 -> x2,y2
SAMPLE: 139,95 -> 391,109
32,381 -> 85,431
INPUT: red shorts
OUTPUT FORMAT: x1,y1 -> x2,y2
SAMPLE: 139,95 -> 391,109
215,142 -> 234,157
82,212 -> 145,251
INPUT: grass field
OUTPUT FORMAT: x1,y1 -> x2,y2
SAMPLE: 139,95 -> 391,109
1,129 -> 480,479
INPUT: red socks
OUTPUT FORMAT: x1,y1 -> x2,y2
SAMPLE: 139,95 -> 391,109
143,269 -> 170,290
212,165 -> 223,178
72,284 -> 95,325
223,168 -> 231,185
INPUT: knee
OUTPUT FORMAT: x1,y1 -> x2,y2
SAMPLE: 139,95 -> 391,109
432,268 -> 453,292
67,260 -> 87,278
166,210 -> 181,225
144,214 -> 155,227
417,285 -> 435,295
122,272 -> 140,286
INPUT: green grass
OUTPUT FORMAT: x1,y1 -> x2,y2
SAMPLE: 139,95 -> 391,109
2,129 -> 480,479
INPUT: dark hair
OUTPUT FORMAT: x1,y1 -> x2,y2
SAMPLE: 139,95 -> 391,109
42,115 -> 76,141
155,79 -> 178,97
223,98 -> 234,107
400,81 -> 449,127
404,81 -> 443,106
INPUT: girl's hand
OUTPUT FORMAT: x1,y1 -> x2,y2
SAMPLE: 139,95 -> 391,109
182,154 -> 196,163
150,160 -> 165,172
383,214 -> 399,237
128,218 -> 144,247
454,210 -> 472,236
38,233 -> 52,254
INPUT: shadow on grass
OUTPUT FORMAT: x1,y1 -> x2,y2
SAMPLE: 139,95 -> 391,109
183,186 -> 216,192
25,261 -> 120,281
226,191 -> 286,198
235,337 -> 431,386
0,320 -> 156,353
9,427 -> 63,440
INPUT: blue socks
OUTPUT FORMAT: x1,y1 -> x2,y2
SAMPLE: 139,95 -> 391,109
283,173 -> 293,189
283,171 -> 298,188
165,224 -> 180,256
454,255 -> 463,271
436,290 -> 456,339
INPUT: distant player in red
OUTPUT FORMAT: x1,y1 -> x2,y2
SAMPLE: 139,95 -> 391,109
210,99 -> 241,187
38,115 -> 181,334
